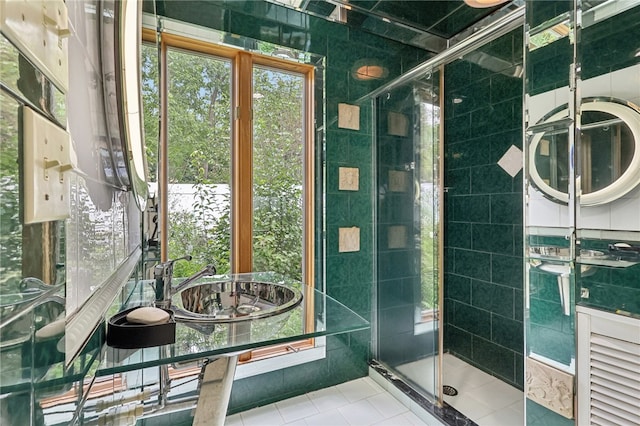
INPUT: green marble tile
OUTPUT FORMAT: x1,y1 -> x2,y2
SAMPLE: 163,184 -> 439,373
454,249 -> 492,281
229,369 -> 284,411
348,194 -> 372,223
526,0 -> 572,30
491,315 -> 523,353
325,193 -> 349,225
471,164 -> 514,195
472,223 -> 514,256
515,354 -> 524,389
451,195 -> 491,223
329,281 -> 371,319
471,336 -> 516,384
445,59 -> 472,91
492,254 -> 523,289
446,168 -> 471,195
529,269 -> 562,303
445,325 -> 473,360
526,399 -> 574,426
379,278 -> 415,310
514,289 -> 524,320
446,273 -> 472,304
452,301 -> 491,339
490,72 -> 522,105
529,298 -> 566,332
445,113 -> 472,144
325,254 -> 351,287
282,358 -> 330,395
491,193 -> 523,225
446,221 -> 472,249
472,280 -> 515,319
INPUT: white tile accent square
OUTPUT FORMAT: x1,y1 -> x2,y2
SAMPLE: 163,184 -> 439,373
388,111 -> 409,137
339,167 -> 359,191
497,145 -> 523,177
338,103 -> 360,130
388,225 -> 408,249
339,227 -> 360,252
389,170 -> 409,192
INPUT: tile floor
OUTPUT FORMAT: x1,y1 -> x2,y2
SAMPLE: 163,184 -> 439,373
224,377 -> 438,426
226,354 -> 524,426
397,354 -> 524,426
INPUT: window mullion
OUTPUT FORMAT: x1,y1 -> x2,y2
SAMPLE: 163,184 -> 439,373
232,52 -> 254,273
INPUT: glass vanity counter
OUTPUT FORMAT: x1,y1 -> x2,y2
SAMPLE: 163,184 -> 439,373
98,272 -> 369,375
1,272 -> 368,400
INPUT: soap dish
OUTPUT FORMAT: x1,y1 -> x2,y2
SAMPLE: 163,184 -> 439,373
107,307 -> 176,349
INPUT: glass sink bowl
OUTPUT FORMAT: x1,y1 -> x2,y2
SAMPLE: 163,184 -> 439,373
171,280 -> 303,323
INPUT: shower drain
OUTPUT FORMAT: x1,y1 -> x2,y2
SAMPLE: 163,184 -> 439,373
443,385 -> 458,396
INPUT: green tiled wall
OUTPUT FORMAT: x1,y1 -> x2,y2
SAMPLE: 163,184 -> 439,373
581,5 -> 640,80
152,0 -> 429,412
443,28 -> 525,389
528,268 -> 575,365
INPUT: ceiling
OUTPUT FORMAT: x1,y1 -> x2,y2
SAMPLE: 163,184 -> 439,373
269,0 -> 520,53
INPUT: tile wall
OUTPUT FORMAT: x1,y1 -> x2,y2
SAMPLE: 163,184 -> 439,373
443,28 -> 525,389
150,0 -> 430,413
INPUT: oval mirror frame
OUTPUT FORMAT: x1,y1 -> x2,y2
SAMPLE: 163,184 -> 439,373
529,98 -> 640,206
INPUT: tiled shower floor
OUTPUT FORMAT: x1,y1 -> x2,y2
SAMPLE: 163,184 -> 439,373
397,354 -> 524,426
224,377 -> 436,426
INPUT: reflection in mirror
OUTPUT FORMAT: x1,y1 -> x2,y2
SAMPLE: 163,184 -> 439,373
118,0 -> 149,209
528,17 -> 571,51
529,99 -> 640,205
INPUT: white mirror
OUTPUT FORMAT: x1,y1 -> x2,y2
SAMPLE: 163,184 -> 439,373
529,98 -> 640,206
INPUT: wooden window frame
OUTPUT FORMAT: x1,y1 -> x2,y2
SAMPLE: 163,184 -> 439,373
143,29 -> 316,362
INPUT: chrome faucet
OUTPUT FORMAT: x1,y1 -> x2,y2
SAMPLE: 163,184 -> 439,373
153,256 -> 217,309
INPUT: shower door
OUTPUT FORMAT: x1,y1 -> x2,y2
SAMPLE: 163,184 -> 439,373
375,69 -> 442,401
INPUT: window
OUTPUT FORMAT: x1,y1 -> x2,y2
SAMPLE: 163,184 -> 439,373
142,30 -> 315,361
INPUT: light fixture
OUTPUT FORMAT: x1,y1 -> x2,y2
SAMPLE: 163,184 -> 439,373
464,0 -> 510,8
351,59 -> 388,81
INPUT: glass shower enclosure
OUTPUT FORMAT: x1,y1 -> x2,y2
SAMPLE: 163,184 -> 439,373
374,69 -> 442,401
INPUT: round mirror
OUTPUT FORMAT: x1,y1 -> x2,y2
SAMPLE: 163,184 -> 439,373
529,98 -> 640,206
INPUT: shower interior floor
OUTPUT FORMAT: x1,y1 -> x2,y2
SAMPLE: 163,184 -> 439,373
396,353 -> 524,426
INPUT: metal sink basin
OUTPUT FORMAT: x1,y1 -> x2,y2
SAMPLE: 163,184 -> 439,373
171,280 -> 303,323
